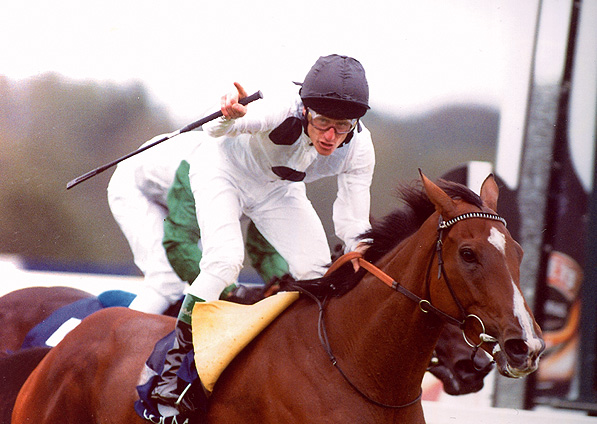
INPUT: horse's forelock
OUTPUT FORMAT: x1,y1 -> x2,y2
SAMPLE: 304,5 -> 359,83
436,179 -> 484,209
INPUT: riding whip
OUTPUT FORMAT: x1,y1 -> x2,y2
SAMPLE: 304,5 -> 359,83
66,90 -> 263,190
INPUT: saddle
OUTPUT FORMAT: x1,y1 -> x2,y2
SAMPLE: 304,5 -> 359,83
134,291 -> 299,421
192,290 -> 299,393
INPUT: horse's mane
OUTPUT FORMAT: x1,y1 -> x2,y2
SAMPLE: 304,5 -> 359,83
280,179 -> 483,298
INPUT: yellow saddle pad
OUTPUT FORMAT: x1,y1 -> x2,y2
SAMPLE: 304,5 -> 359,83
191,291 -> 299,394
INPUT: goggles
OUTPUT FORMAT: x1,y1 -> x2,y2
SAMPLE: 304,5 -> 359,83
307,108 -> 358,134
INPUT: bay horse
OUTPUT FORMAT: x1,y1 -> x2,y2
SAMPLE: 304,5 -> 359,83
0,286 -> 491,397
0,286 -> 489,424
12,174 -> 544,423
0,286 -> 93,353
0,286 -> 175,424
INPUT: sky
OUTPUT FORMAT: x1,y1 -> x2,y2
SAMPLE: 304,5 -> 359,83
2,0 -> 518,120
1,0 -> 594,189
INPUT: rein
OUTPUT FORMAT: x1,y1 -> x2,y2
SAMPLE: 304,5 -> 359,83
291,283 -> 423,409
300,211 -> 507,408
327,252 -> 463,327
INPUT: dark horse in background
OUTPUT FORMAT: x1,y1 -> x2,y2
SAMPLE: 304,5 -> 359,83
12,174 -> 543,423
0,286 -> 93,353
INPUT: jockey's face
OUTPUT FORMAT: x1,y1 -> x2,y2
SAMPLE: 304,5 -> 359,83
304,108 -> 353,156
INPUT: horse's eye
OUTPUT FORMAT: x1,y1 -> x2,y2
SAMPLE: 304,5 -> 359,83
460,248 -> 477,263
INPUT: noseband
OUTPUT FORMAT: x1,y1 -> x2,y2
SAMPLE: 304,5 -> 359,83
309,211 -> 507,407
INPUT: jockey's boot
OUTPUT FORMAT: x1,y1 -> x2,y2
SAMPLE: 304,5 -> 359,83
151,293 -> 203,415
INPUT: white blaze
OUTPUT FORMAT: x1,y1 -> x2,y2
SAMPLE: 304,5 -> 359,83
488,226 -> 506,255
512,281 -> 543,352
488,225 -> 542,352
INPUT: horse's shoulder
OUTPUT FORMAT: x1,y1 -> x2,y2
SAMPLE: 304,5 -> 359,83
246,297 -> 319,352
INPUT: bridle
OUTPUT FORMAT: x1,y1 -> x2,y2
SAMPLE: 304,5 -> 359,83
434,212 -> 506,346
297,211 -> 507,409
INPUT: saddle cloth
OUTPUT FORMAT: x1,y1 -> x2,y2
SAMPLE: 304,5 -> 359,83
21,290 -> 136,349
191,290 -> 299,393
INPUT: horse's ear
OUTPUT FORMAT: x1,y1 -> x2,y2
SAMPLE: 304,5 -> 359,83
480,174 -> 499,212
419,169 -> 458,217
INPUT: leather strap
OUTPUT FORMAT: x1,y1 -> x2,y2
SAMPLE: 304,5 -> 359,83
326,252 -> 464,327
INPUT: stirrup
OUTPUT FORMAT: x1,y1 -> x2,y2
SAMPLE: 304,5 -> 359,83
175,383 -> 192,408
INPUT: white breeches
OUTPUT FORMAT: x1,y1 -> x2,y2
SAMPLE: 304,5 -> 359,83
186,141 -> 331,301
107,164 -> 188,313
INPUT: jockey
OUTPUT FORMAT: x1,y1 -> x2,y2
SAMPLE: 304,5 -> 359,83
151,54 -> 375,418
107,137 -> 288,316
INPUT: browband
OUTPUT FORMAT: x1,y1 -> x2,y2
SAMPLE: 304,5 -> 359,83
439,212 -> 506,230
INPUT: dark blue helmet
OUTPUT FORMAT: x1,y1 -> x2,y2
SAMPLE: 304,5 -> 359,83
300,54 -> 370,119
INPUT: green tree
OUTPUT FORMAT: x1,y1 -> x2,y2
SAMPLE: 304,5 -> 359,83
0,74 -> 173,270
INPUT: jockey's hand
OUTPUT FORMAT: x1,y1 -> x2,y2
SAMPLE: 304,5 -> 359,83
352,242 -> 370,272
221,82 -> 249,120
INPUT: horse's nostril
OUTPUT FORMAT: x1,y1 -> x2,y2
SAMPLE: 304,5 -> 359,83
504,339 -> 529,362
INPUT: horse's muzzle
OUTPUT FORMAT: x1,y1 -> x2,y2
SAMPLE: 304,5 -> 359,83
493,337 -> 546,378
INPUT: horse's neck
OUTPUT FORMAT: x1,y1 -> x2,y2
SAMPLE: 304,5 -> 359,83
324,233 -> 443,402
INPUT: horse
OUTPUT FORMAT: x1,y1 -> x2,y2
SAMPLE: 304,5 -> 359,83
0,286 -> 490,424
428,324 -> 493,396
0,284 -> 491,396
0,286 -> 93,353
0,285 -> 489,424
0,295 -> 492,424
12,173 -> 544,423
